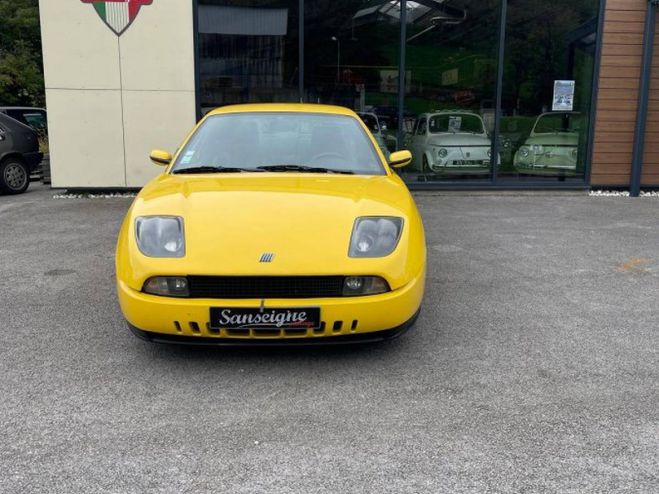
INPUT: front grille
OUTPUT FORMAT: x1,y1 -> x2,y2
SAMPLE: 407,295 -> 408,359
187,276 -> 346,299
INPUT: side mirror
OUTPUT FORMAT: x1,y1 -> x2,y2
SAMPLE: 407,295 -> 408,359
388,150 -> 412,169
150,149 -> 172,166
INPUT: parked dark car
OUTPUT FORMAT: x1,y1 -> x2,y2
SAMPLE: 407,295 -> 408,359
0,113 -> 43,194
0,107 -> 48,135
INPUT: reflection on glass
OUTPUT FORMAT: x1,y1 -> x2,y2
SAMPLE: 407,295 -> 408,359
499,0 -> 599,181
513,112 -> 583,174
400,0 -> 500,182
304,1 -> 402,153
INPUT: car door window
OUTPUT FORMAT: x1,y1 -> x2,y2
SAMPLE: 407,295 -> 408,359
22,112 -> 47,131
416,118 -> 427,136
5,110 -> 47,133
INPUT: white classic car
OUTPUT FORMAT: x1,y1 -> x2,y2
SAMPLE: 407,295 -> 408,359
513,112 -> 582,174
407,111 -> 494,174
357,112 -> 391,160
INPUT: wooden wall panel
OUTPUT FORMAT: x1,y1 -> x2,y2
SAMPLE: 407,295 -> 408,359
591,0 -> 659,187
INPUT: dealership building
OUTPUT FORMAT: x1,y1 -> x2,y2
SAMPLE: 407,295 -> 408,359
39,0 -> 659,192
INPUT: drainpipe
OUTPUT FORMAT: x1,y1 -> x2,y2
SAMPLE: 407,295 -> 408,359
630,0 -> 658,196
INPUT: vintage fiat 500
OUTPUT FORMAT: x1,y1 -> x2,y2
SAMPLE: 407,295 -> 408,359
513,112 -> 582,174
408,111 -> 494,175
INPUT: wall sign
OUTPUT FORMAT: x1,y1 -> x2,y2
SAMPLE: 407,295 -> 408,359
442,68 -> 459,86
81,0 -> 153,36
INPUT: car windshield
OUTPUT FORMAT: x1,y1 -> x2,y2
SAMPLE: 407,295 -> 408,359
533,113 -> 583,134
171,112 -> 385,175
428,114 -> 484,134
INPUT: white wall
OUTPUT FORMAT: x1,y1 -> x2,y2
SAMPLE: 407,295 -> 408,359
39,0 -> 197,187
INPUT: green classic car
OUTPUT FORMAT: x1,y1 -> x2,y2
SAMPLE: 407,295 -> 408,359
513,112 -> 583,175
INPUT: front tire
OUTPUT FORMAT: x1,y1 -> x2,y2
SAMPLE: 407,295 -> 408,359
422,155 -> 432,174
0,158 -> 30,194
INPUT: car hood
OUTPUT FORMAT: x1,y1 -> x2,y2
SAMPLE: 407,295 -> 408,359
524,132 -> 579,146
125,173 -> 417,279
427,133 -> 491,146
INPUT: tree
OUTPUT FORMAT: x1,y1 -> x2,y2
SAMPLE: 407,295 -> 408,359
0,0 -> 44,106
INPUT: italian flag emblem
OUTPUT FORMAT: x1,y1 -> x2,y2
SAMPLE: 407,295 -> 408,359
81,0 -> 154,36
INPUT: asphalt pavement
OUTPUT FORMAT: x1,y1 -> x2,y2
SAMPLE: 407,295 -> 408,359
1,184 -> 657,493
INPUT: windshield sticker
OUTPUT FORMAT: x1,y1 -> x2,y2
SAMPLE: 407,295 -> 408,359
180,151 -> 195,164
448,116 -> 462,133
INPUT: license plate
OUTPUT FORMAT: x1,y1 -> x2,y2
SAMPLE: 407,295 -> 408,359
209,307 -> 321,330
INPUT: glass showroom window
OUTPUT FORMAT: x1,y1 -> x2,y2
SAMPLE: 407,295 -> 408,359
304,0 -> 403,158
400,0 -> 500,183
196,0 -> 300,114
498,0 -> 600,182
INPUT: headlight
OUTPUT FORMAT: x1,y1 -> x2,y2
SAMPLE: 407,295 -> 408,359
349,217 -> 403,258
519,146 -> 530,158
438,148 -> 448,158
487,148 -> 492,158
143,276 -> 189,297
135,216 -> 185,257
343,276 -> 390,296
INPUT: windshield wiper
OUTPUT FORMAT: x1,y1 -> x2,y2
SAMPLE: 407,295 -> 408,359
173,165 -> 262,174
256,164 -> 354,174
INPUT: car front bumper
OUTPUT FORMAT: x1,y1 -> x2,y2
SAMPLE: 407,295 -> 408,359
117,271 -> 425,344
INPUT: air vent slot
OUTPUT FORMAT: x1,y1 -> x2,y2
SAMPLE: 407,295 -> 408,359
252,328 -> 280,337
283,328 -> 307,337
227,328 -> 249,337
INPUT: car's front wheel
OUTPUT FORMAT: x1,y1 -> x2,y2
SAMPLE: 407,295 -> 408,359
0,158 -> 30,194
422,155 -> 432,174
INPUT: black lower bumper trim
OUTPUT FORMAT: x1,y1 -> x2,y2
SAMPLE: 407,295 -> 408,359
127,310 -> 419,347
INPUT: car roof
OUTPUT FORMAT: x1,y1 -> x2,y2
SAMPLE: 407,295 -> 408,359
206,103 -> 357,117
0,107 -> 46,112
422,110 -> 480,117
536,111 -> 581,118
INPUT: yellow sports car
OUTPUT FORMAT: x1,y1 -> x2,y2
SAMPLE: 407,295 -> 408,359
116,104 -> 426,345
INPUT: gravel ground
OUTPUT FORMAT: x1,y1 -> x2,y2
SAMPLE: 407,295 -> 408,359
1,184 -> 657,493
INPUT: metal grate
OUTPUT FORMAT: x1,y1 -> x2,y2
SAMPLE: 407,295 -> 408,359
187,276 -> 346,299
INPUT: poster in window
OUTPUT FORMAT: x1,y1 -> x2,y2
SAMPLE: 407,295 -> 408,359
448,116 -> 462,133
552,80 -> 575,111
379,70 -> 411,93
